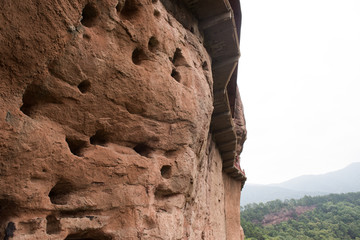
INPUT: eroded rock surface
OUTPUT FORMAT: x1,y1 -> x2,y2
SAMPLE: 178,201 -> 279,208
0,0 -> 246,239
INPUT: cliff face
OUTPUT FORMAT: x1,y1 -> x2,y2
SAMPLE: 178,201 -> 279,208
0,0 -> 246,239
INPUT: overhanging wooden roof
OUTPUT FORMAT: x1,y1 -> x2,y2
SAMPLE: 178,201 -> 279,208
182,0 -> 246,184
160,0 -> 246,184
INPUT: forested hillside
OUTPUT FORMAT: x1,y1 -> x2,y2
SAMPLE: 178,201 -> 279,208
241,192 -> 360,240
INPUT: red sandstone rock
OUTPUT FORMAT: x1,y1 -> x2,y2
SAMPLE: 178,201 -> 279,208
0,0 -> 246,239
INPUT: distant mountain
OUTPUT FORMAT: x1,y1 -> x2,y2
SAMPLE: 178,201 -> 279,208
241,184 -> 327,206
241,162 -> 360,206
271,162 -> 360,193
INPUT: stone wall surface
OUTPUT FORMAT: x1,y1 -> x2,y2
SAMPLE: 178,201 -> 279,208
0,0 -> 246,239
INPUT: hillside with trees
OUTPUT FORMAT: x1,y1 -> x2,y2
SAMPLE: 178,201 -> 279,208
241,192 -> 360,239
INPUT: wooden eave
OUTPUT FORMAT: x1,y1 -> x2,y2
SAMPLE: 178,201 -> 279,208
183,0 -> 247,184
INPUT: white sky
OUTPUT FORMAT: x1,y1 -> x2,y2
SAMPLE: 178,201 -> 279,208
237,0 -> 360,184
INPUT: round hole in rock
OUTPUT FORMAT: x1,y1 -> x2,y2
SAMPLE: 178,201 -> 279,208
202,61 -> 209,71
125,102 -> 144,114
20,83 -> 60,117
83,34 -> 91,41
132,48 -> 146,65
0,199 -> 17,226
133,143 -> 152,157
164,149 -> 177,158
90,130 -> 109,146
171,69 -> 181,82
81,3 -> 99,27
154,185 -> 177,199
148,36 -> 159,52
121,0 -> 139,16
66,137 -> 87,156
153,9 -> 160,17
48,180 -> 73,205
77,80 -> 91,93
46,215 -> 61,235
172,48 -> 187,66
20,84 -> 39,116
116,2 -> 122,12
160,165 -> 171,179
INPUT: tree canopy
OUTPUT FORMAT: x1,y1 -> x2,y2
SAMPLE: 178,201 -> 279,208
241,192 -> 360,240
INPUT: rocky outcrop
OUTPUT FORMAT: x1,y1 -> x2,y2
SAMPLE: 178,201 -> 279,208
0,0 -> 246,239
261,206 -> 316,226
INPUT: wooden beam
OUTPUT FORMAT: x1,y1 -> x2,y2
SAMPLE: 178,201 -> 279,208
200,12 -> 232,30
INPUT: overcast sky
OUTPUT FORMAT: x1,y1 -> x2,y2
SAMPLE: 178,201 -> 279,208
237,0 -> 360,184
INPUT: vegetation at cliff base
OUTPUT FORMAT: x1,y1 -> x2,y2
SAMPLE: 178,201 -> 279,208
241,192 -> 360,240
